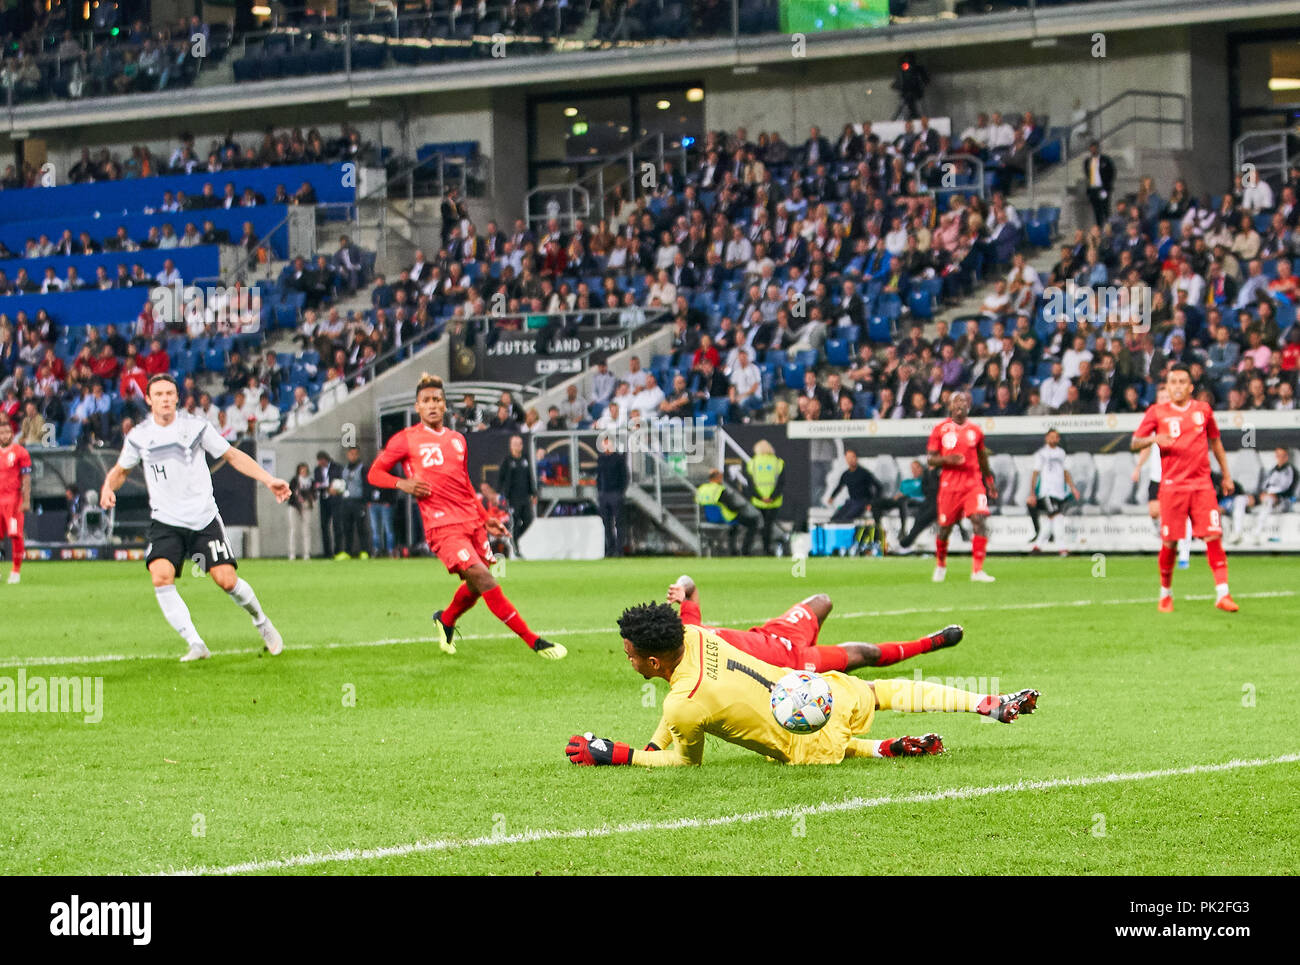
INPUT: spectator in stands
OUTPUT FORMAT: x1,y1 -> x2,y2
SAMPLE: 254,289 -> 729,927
71,383 -> 111,449
333,235 -> 363,293
590,359 -> 616,404
254,395 -> 282,439
283,386 -> 316,433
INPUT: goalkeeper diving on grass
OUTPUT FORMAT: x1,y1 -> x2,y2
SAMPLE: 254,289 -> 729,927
565,600 -> 1040,767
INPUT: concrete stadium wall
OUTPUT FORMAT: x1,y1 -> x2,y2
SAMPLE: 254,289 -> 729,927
699,25 -> 1230,192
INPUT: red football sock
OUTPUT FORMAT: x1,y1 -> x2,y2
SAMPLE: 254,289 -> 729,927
872,635 -> 936,667
441,581 -> 479,626
935,538 -> 948,567
1158,544 -> 1176,588
481,585 -> 539,647
1204,538 -> 1229,586
9,536 -> 22,573
971,534 -> 988,572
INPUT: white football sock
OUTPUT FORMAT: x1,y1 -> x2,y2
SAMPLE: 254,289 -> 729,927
155,585 -> 205,648
227,578 -> 267,625
1232,495 -> 1248,532
1215,582 -> 1230,600
1253,499 -> 1272,535
1159,586 -> 1173,599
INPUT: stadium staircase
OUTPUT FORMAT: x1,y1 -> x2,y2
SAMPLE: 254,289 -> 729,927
624,448 -> 706,555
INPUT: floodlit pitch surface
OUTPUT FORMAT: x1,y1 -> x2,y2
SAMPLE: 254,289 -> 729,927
1,556 -> 1296,875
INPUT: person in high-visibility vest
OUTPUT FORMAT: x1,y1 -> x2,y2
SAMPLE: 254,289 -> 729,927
695,469 -> 759,556
743,439 -> 785,555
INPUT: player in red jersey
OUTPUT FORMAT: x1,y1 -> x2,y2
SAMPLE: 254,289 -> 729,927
926,391 -> 997,583
366,373 -> 566,659
665,574 -> 962,672
1132,364 -> 1237,612
0,419 -> 32,584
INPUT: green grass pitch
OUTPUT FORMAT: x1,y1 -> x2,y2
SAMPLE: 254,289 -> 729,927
1,554 -> 1297,875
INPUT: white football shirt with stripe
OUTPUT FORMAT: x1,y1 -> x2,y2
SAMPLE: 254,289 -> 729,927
117,414 -> 232,530
1033,444 -> 1069,501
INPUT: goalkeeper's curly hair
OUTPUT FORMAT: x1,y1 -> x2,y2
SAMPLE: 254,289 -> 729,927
618,601 -> 684,654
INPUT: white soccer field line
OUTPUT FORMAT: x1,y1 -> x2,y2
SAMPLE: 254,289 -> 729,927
152,752 -> 1300,876
4,589 -> 1296,669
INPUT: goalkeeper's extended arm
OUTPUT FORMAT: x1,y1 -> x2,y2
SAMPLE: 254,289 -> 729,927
565,733 -> 635,766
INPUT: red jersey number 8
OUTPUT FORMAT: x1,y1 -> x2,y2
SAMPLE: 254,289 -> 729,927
1167,419 -> 1181,439
420,444 -> 444,467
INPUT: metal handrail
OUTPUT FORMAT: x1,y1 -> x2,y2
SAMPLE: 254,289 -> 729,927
525,183 -> 591,230
1234,131 -> 1290,192
519,309 -> 669,395
292,303 -> 663,417
1024,89 -> 1189,209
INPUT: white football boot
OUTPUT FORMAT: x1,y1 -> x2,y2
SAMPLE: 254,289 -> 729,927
257,619 -> 284,656
180,642 -> 211,662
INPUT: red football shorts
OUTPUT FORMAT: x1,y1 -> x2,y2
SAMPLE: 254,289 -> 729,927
0,500 -> 23,539
937,481 -> 989,527
428,521 -> 494,574
752,602 -> 847,673
1159,486 -> 1222,541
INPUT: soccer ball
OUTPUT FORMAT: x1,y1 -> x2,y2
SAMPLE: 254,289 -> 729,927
770,671 -> 833,734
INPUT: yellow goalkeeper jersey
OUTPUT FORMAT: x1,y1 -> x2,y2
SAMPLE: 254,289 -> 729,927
638,626 -> 876,766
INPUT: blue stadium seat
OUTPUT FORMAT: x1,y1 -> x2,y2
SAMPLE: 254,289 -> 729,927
794,349 -> 819,370
970,387 -> 987,408
867,316 -> 892,343
781,363 -> 805,389
907,287 -> 933,320
1276,294 -> 1296,332
825,339 -> 851,366
203,348 -> 225,372
706,397 -> 730,423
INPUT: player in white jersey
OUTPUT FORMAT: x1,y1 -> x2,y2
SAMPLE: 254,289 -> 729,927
100,374 -> 292,661
1027,429 -> 1080,555
1131,388 -> 1192,566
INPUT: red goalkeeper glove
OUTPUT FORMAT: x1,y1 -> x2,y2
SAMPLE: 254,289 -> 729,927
565,733 -> 634,766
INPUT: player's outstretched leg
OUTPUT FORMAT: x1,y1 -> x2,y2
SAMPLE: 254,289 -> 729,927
150,562 -> 209,661
1157,541 -> 1176,612
839,625 -> 962,669
1204,537 -> 1237,612
211,565 -> 282,655
872,679 -> 1039,723
465,563 -> 566,660
433,581 -> 482,654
